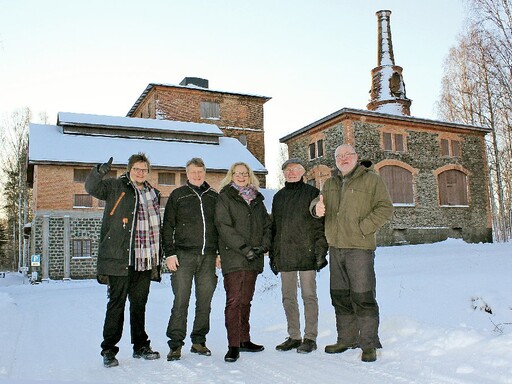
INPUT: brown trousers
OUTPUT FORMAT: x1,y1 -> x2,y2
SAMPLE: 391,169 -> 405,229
223,270 -> 258,347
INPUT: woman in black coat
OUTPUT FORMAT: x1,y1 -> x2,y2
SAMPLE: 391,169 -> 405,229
215,162 -> 271,363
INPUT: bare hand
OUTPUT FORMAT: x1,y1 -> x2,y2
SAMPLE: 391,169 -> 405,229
166,255 -> 179,272
316,195 -> 326,217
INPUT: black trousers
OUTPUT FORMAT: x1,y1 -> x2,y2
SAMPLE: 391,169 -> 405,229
100,268 -> 152,355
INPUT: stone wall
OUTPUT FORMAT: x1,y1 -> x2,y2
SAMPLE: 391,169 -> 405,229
284,116 -> 492,244
32,211 -> 102,280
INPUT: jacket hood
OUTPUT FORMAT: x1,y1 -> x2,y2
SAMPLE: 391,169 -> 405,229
359,159 -> 374,170
339,161 -> 375,181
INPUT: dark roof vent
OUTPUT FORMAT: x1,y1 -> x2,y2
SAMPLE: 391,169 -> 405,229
179,77 -> 209,88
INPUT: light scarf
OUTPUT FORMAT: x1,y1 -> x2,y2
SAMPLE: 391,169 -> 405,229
133,183 -> 160,271
230,182 -> 258,204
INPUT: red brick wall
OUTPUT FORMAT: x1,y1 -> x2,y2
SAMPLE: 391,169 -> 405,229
132,86 -> 267,166
33,164 -> 230,212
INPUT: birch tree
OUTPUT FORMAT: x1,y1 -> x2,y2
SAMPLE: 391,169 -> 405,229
0,108 -> 32,270
438,0 -> 512,241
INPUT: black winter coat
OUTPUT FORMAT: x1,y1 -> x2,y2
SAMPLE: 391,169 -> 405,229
215,184 -> 271,276
271,180 -> 328,272
85,168 -> 162,281
162,182 -> 218,256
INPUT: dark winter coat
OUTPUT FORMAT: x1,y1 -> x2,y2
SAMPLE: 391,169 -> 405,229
215,184 -> 272,276
85,168 -> 162,281
162,182 -> 218,257
271,179 -> 328,272
311,161 -> 393,250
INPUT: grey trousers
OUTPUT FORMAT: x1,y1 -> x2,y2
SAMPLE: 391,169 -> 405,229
166,252 -> 218,349
280,270 -> 318,341
329,247 -> 382,349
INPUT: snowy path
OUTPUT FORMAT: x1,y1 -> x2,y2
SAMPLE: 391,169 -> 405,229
1,240 -> 512,383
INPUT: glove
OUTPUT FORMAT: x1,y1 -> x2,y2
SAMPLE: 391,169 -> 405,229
245,249 -> 258,262
98,157 -> 113,176
269,258 -> 278,275
316,254 -> 328,272
252,246 -> 267,258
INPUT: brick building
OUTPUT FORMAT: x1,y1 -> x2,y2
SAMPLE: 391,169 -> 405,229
126,77 -> 270,169
280,10 -> 493,245
27,78 -> 270,280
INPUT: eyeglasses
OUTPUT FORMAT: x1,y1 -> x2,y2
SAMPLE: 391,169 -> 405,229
131,167 -> 149,174
335,153 -> 356,159
284,167 -> 303,173
233,172 -> 249,177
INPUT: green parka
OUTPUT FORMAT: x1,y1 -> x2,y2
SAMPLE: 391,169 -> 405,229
311,161 -> 393,250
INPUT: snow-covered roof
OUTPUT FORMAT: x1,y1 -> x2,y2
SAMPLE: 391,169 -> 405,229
29,123 -> 266,173
58,112 -> 223,136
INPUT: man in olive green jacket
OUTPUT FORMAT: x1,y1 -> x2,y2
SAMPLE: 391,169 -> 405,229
311,144 -> 393,362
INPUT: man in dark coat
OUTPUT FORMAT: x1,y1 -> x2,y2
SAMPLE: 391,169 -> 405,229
85,153 -> 161,368
162,158 -> 219,361
271,158 -> 328,354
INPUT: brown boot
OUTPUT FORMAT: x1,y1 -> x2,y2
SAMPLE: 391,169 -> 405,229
324,341 -> 358,354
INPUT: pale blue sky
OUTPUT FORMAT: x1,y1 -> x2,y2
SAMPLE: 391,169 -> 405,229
0,0 -> 467,186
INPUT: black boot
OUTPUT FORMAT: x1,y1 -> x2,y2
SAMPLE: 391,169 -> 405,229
224,347 -> 240,362
102,351 -> 119,368
240,341 -> 264,352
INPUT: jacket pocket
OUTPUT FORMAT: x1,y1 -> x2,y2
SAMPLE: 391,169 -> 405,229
109,192 -> 126,216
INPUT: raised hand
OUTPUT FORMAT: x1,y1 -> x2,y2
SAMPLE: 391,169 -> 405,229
98,157 -> 113,176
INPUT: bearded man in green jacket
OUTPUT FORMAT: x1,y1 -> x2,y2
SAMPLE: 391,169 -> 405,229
311,144 -> 393,363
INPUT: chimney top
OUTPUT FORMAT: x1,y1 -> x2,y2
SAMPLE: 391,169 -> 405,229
179,77 -> 209,88
366,10 -> 412,116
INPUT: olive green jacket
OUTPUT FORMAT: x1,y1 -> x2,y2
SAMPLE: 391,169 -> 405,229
311,161 -> 393,250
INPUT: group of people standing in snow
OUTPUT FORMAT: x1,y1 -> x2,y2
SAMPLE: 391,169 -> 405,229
85,143 -> 393,368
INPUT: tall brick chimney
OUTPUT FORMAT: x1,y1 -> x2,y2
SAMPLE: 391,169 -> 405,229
367,10 -> 412,116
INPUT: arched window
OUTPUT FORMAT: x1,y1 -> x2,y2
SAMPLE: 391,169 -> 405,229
438,170 -> 468,206
379,165 -> 414,205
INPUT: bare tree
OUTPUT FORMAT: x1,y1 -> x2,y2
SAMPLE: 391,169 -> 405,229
275,143 -> 288,189
0,108 -> 32,270
437,0 -> 512,241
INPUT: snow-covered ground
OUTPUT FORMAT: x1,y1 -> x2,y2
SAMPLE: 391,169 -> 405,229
1,239 -> 511,384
